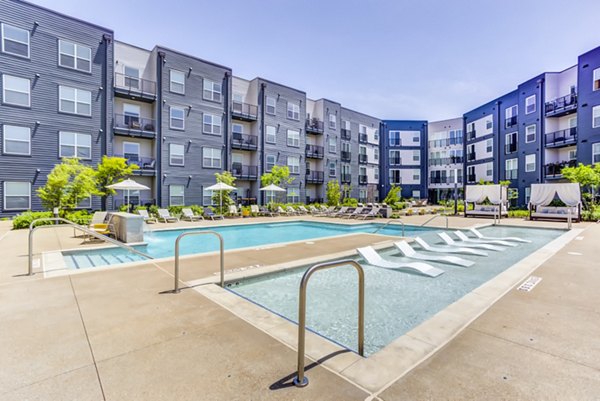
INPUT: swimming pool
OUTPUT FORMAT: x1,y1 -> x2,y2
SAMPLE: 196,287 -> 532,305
62,221 -> 439,269
227,225 -> 565,356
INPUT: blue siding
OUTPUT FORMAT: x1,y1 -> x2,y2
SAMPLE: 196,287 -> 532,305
577,46 -> 600,165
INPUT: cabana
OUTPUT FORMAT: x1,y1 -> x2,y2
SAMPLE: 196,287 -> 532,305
528,183 -> 581,222
464,185 -> 509,219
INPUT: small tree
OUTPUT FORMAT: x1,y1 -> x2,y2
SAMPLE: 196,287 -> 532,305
260,165 -> 294,204
37,158 -> 98,214
341,184 -> 352,201
325,180 -> 341,206
562,163 -> 600,208
383,184 -> 401,205
212,171 -> 236,213
96,156 -> 138,210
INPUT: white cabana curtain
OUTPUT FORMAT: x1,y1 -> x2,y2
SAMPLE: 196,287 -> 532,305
529,183 -> 581,207
465,185 -> 506,205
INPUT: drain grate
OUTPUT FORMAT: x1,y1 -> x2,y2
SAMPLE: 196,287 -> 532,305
517,276 -> 542,292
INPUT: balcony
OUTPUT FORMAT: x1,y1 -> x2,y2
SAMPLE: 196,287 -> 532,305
231,133 -> 258,151
341,151 -> 351,162
467,174 -> 477,183
505,116 -> 517,128
341,128 -> 351,140
114,73 -> 156,103
113,155 -> 156,176
305,170 -> 324,184
467,152 -> 476,161
358,175 -> 368,185
359,133 -> 368,144
306,144 -> 324,159
544,160 -> 577,179
429,176 -> 463,185
505,143 -> 517,154
231,101 -> 258,121
306,197 -> 324,204
429,156 -> 464,166
358,154 -> 368,164
231,164 -> 258,180
466,130 -> 476,141
389,157 -> 402,166
341,173 -> 352,184
113,114 -> 156,138
545,93 -> 577,117
545,127 -> 577,148
305,118 -> 324,134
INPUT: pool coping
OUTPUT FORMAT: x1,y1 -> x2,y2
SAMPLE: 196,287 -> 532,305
193,226 -> 582,393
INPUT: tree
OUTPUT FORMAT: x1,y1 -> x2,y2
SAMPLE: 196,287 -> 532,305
96,156 -> 138,210
325,180 -> 341,206
212,171 -> 236,213
383,184 -> 401,205
341,184 -> 352,200
260,165 -> 294,186
37,158 -> 98,214
562,163 -> 600,207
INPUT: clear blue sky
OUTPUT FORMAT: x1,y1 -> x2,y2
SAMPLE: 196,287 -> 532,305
29,0 -> 600,121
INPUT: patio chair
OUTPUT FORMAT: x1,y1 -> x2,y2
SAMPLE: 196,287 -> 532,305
75,211 -> 108,237
438,232 -> 504,251
285,206 -> 299,215
393,240 -> 474,267
314,206 -> 335,217
277,206 -> 291,216
356,246 -> 444,278
341,207 -> 363,219
157,208 -> 179,223
453,231 -> 517,247
228,205 -> 242,217
181,208 -> 203,222
137,209 -> 157,224
329,207 -> 349,217
357,207 -> 380,220
204,209 -> 224,220
297,205 -> 310,214
256,205 -> 277,216
413,236 -> 488,256
350,207 -> 372,219
469,227 -> 531,243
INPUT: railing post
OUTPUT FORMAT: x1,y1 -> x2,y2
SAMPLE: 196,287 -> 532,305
173,231 -> 225,293
567,208 -> 572,230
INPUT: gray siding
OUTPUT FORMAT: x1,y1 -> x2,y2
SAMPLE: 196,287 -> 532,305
0,0 -> 113,216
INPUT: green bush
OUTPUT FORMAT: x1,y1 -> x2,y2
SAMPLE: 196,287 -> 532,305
342,197 -> 358,207
12,211 -> 54,230
168,205 -> 184,216
189,205 -> 204,216
64,210 -> 92,225
508,209 -> 529,218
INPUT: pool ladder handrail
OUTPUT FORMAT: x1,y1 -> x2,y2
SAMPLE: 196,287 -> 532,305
28,217 -> 153,276
420,212 -> 449,229
173,231 -> 225,292
294,259 -> 365,388
372,220 -> 405,236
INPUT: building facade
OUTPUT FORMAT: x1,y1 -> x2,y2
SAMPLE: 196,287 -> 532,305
427,118 -> 463,203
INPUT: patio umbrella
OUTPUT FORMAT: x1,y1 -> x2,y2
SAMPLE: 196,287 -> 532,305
205,182 -> 237,213
107,178 -> 150,212
259,183 -> 286,205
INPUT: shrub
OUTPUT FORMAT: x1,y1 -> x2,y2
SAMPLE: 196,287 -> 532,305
147,205 -> 159,217
12,211 -> 54,230
189,205 -> 204,216
168,205 -> 184,216
508,209 -> 529,218
64,210 -> 92,225
342,197 -> 358,207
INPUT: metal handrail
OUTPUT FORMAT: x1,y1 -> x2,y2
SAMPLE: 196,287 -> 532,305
28,217 -> 153,276
372,220 -> 405,237
173,231 -> 224,292
294,259 -> 365,387
420,212 -> 449,228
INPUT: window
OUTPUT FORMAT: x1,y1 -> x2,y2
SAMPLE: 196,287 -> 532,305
59,86 -> 91,116
1,24 -> 29,58
266,97 -> 276,115
526,124 -> 536,143
3,125 -> 30,155
170,107 -> 185,130
505,105 -> 518,128
76,196 -> 92,209
4,181 -> 30,210
287,129 -> 299,147
486,162 -> 493,177
58,40 -> 91,72
413,150 -> 420,162
593,143 -> 600,164
568,149 -> 577,161
525,154 -> 536,172
374,148 -> 379,161
388,131 -> 401,146
593,68 -> 600,91
203,189 -> 213,206
203,79 -> 221,102
413,132 -> 420,144
486,139 -> 493,153
593,106 -> 600,128
328,162 -> 336,177
287,102 -> 300,120
266,125 -> 276,144
485,119 -> 493,130
203,114 -> 221,135
169,144 -> 184,166
232,123 -> 243,138
170,70 -> 185,94
169,185 -> 184,206
390,150 -> 401,165
266,154 -> 276,171
287,187 -> 299,203
59,132 -> 91,159
287,156 -> 299,174
328,137 -> 336,153
123,103 -> 140,128
467,166 -> 475,182
412,170 -> 420,181
389,169 -> 401,184
374,130 -> 379,142
328,114 -> 336,129
2,75 -> 30,107
525,187 -> 531,204
505,132 -> 517,154
506,158 -> 518,179
203,147 -> 222,168
412,190 -> 421,199
122,142 -> 140,162
123,66 -> 139,89
525,95 -> 536,114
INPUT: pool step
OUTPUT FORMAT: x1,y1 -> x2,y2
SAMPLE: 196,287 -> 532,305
66,251 -> 146,269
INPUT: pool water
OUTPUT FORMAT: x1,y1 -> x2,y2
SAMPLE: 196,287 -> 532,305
63,221 -> 438,269
227,225 -> 565,356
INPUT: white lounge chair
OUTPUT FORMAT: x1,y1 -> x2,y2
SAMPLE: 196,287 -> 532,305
328,207 -> 348,217
341,207 -> 363,219
182,208 -> 203,221
357,246 -> 444,278
157,208 -> 179,223
413,237 -> 488,256
394,241 -> 474,267
228,205 -> 242,217
469,227 -> 531,243
454,231 -> 517,247
137,209 -> 157,224
438,232 -> 504,251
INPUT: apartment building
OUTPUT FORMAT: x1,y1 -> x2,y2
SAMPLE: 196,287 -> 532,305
427,118 -> 464,203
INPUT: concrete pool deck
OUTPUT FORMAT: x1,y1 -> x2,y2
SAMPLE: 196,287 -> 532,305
0,215 -> 599,400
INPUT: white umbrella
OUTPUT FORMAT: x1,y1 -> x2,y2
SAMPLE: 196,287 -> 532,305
206,182 -> 237,213
259,183 -> 286,205
107,179 -> 150,212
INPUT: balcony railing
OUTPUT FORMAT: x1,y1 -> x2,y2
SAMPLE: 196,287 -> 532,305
358,175 -> 368,185
341,128 -> 351,140
545,93 -> 577,117
359,133 -> 368,143
467,152 -> 476,161
305,144 -> 324,159
305,119 -> 324,134
466,130 -> 476,141
231,101 -> 258,121
113,195 -> 155,209
544,160 -> 577,178
389,157 -> 402,166
305,170 -> 324,184
505,116 -> 517,128
428,138 -> 464,148
545,127 -> 577,148
505,143 -> 517,154
113,114 -> 156,135
429,176 -> 463,184
114,72 -> 156,99
231,164 -> 258,180
429,156 -> 464,166
358,154 -> 368,164
306,197 -> 324,204
113,155 -> 156,173
231,133 -> 258,150
467,174 -> 477,183
341,151 -> 351,162
341,173 -> 352,184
